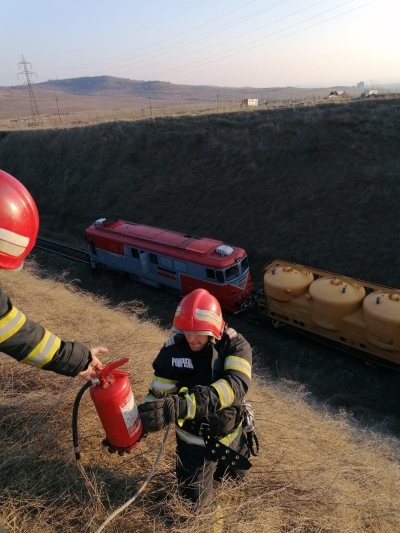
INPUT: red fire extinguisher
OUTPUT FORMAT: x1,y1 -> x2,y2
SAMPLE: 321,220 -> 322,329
72,357 -> 143,460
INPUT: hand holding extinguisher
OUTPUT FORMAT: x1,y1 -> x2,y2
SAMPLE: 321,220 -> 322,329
72,358 -> 143,460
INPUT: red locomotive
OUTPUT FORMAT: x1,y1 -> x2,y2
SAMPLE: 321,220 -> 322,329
85,218 -> 254,313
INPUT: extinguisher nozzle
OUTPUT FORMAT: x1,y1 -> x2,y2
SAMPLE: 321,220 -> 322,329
74,446 -> 81,461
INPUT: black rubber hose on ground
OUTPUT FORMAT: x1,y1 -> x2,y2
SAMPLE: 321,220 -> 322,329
72,380 -> 92,461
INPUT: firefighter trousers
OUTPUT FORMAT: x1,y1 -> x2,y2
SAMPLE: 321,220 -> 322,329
176,428 -> 250,508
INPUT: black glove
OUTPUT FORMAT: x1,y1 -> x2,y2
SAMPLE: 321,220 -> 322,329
138,393 -> 187,433
138,398 -> 166,433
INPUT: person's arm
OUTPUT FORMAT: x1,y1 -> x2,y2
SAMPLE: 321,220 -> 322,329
179,332 -> 252,421
0,289 -> 106,378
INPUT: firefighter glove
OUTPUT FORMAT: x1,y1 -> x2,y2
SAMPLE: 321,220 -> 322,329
138,394 -> 187,433
138,399 -> 166,433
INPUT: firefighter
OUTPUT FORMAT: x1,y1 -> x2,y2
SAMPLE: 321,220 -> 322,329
0,169 -> 107,380
138,288 -> 253,523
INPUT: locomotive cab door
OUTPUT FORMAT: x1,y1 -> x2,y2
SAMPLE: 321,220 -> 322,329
139,251 -> 149,274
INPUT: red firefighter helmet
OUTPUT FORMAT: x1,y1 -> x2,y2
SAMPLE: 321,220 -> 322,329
0,170 -> 39,270
172,288 -> 225,340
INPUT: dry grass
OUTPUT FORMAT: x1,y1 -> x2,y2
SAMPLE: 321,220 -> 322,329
1,264 -> 399,533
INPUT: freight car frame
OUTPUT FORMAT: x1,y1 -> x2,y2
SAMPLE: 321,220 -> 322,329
85,218 -> 254,313
254,259 -> 400,368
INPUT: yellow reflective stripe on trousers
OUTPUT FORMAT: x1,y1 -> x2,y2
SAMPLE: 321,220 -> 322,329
20,330 -> 61,368
0,306 -> 26,343
224,355 -> 251,379
211,379 -> 234,408
150,374 -> 178,393
213,505 -> 224,533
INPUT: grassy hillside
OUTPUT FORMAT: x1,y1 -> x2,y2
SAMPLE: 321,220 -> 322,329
0,97 -> 399,288
0,266 -> 399,533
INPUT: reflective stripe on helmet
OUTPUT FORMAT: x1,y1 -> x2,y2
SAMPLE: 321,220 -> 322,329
0,227 -> 30,249
194,308 -> 224,331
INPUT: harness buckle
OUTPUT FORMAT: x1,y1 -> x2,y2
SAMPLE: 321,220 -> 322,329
198,423 -> 209,436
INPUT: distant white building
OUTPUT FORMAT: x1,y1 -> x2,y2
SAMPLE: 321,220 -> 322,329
242,98 -> 258,106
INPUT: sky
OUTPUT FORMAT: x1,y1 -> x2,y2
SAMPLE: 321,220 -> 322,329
1,0 -> 399,89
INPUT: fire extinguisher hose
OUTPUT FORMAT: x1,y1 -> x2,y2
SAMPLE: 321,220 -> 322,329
94,424 -> 170,533
72,380 -> 93,461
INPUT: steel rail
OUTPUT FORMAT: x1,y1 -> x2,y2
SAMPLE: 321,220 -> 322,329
36,236 -> 87,255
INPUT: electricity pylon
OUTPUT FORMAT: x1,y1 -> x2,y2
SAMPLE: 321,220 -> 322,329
18,56 -> 41,119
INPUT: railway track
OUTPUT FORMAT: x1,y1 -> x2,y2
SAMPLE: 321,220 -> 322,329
32,236 -> 400,371
35,237 -> 89,264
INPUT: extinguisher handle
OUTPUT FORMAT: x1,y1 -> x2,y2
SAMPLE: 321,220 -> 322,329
97,357 -> 130,377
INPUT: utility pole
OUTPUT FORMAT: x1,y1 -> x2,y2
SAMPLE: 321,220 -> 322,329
55,97 -> 62,123
149,96 -> 152,118
17,56 -> 40,120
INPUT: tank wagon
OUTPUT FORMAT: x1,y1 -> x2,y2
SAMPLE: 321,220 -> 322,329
85,218 -> 254,313
257,259 -> 400,368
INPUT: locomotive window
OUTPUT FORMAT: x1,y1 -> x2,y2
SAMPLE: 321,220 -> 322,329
225,265 -> 239,280
131,248 -> 140,259
149,253 -> 158,265
160,256 -> 173,268
206,269 -> 215,280
216,271 -> 224,283
174,260 -> 187,272
241,256 -> 249,272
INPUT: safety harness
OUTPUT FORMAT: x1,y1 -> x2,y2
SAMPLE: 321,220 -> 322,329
199,401 -> 259,469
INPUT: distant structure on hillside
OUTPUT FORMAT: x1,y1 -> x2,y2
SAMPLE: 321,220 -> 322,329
357,81 -> 365,89
17,56 -> 42,125
361,89 -> 378,98
329,91 -> 347,98
242,98 -> 258,107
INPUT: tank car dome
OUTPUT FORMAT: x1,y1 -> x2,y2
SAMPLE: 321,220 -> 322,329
308,277 -> 365,330
263,265 -> 314,302
363,291 -> 400,351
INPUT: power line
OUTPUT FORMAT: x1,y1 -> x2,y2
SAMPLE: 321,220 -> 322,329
68,0 -> 357,78
90,0 -> 332,75
149,1 -> 375,79
47,0 -> 369,81
39,0 -> 259,71
35,0 -> 211,56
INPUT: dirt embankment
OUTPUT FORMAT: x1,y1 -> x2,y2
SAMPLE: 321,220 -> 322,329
1,97 -> 400,287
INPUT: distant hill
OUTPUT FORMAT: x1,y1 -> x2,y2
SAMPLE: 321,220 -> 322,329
0,75 -> 360,122
7,75 -> 354,101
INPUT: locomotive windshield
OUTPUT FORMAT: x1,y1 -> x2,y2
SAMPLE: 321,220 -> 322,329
225,264 -> 239,281
241,256 -> 249,272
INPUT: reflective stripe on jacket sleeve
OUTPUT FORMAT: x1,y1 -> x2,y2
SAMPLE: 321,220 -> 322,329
0,306 -> 26,343
224,355 -> 251,380
150,374 -> 178,394
20,330 -> 62,368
